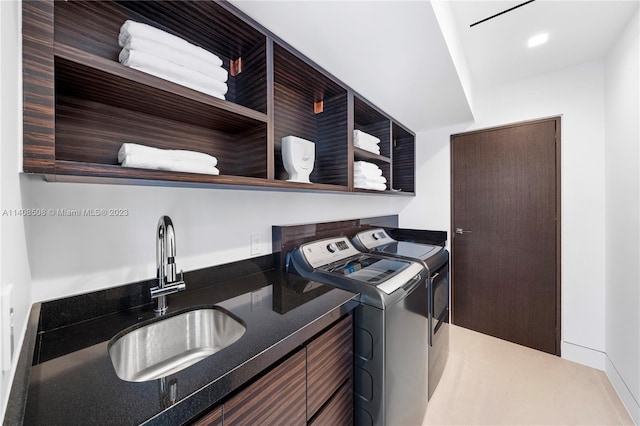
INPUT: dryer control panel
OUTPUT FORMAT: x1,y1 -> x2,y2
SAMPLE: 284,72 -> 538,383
353,228 -> 394,250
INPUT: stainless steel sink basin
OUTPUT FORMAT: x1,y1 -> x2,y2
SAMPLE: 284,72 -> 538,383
108,306 -> 246,382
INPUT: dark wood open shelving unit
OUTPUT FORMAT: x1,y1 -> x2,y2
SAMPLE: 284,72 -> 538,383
23,0 -> 415,195
392,123 -> 416,193
273,43 -> 349,187
354,96 -> 391,159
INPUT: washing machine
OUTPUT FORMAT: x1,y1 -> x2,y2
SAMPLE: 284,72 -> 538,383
289,236 -> 430,426
352,228 -> 449,399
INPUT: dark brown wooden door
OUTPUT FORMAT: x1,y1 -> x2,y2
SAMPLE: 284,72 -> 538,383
451,117 -> 560,355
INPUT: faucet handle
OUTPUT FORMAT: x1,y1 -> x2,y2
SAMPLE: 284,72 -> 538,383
151,280 -> 186,300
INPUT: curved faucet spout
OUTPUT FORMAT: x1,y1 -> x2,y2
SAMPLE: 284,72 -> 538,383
157,216 -> 177,286
152,215 -> 186,315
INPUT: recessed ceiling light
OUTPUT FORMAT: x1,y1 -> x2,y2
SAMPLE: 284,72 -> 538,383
528,33 -> 549,48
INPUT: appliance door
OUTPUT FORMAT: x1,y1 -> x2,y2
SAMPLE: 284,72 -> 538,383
354,276 -> 430,426
430,263 -> 449,341
428,261 -> 450,398
385,274 -> 430,425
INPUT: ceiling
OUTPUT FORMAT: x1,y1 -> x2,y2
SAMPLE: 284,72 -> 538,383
230,1 -> 638,133
448,0 -> 639,92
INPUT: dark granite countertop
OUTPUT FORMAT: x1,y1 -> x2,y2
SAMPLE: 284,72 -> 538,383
8,255 -> 358,425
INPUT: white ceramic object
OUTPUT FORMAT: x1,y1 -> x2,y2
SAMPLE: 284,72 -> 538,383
282,136 -> 315,183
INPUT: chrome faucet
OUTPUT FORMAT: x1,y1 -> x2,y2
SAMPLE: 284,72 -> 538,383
150,215 -> 186,315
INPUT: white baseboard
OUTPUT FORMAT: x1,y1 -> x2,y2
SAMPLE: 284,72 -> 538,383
561,341 -> 606,370
606,356 -> 640,425
561,342 -> 638,424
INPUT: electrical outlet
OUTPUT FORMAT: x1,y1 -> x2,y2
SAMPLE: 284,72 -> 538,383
250,234 -> 262,256
250,287 -> 271,311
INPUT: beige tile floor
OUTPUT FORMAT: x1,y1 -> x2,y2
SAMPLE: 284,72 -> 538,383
422,325 -> 634,426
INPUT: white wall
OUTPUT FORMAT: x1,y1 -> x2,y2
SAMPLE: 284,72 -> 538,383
23,179 -> 411,302
604,8 -> 640,423
0,0 -> 32,419
399,123 -> 464,239
402,60 -> 608,368
429,1 -> 475,116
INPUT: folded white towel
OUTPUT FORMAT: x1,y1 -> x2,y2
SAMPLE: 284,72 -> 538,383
355,174 -> 387,184
120,36 -> 228,82
121,154 -> 220,175
354,168 -> 382,178
354,160 -> 385,189
354,180 -> 387,191
354,139 -> 381,155
119,49 -> 228,99
119,20 -> 223,68
354,161 -> 380,171
354,129 -> 381,145
117,143 -> 218,166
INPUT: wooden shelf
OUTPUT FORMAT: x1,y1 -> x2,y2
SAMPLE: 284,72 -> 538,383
354,188 -> 413,196
53,161 -> 264,185
51,161 -> 351,193
353,148 -> 391,164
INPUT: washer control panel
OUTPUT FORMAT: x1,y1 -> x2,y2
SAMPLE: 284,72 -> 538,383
299,237 -> 361,268
354,228 -> 393,249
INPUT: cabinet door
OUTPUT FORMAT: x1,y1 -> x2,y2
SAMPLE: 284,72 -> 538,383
309,380 -> 353,426
224,349 -> 306,425
193,405 -> 222,426
306,315 -> 353,420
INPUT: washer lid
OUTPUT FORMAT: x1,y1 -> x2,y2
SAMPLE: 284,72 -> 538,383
321,254 -> 424,294
376,241 -> 443,260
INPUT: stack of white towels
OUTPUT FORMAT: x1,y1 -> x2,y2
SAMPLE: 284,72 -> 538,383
354,161 -> 387,191
118,20 -> 228,100
118,143 -> 220,175
353,130 -> 380,155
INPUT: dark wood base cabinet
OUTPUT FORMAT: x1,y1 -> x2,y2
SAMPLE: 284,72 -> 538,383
194,406 -> 223,426
309,380 -> 353,426
192,315 -> 353,426
225,349 -> 307,425
306,314 -> 353,421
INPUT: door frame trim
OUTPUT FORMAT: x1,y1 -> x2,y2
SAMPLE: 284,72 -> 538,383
449,116 -> 562,356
